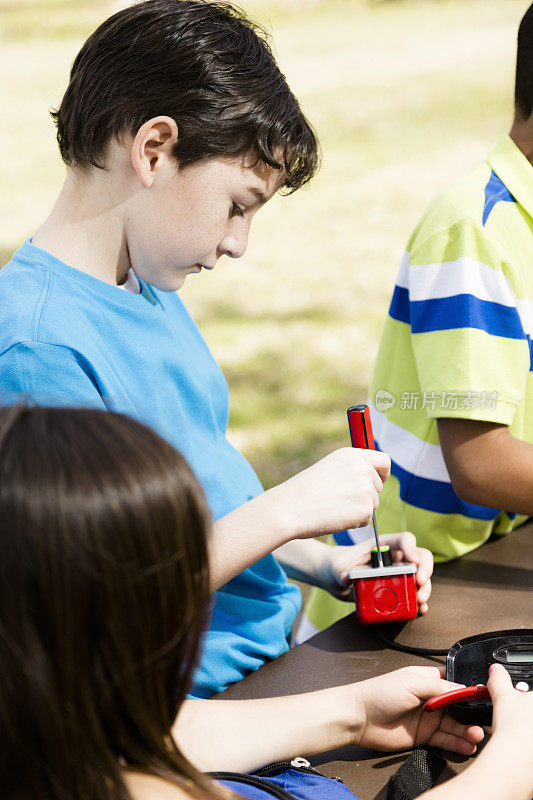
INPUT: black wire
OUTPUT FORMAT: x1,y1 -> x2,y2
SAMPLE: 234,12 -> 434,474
373,625 -> 449,657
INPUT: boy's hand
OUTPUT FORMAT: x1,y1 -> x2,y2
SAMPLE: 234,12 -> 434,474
212,447 -> 389,592
318,532 -> 433,613
353,666 -> 484,754
267,447 -> 391,541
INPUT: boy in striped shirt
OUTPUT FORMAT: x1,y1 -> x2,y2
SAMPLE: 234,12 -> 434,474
298,2 -> 533,641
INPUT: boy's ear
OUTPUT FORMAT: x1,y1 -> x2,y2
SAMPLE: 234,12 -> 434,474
131,116 -> 179,188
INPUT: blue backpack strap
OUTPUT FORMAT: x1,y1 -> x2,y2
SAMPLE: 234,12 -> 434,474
262,768 -> 360,800
212,763 -> 360,800
213,772 -> 293,798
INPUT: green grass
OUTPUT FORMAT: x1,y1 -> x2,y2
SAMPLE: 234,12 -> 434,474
0,0 -> 529,487
0,0 -> 110,41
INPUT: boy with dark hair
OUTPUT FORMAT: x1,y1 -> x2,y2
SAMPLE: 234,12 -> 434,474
301,1 -> 533,640
0,0 -> 433,697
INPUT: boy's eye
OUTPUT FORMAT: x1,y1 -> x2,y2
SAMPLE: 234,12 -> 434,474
231,203 -> 245,218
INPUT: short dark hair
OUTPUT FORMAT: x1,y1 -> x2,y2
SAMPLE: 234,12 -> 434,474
515,3 -> 533,118
0,405 -> 225,799
51,0 -> 319,193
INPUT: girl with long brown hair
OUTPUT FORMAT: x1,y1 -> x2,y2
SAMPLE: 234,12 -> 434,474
0,404 -> 221,800
2,405 -> 532,800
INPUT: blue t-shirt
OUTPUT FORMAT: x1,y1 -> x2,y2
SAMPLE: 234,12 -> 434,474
0,239 -> 302,697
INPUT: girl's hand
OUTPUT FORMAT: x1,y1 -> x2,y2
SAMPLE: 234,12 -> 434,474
319,532 -> 433,613
353,666 -> 484,755
487,662 -> 533,746
267,447 -> 391,541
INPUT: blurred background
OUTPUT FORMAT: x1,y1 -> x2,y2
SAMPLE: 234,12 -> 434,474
0,0 -> 529,488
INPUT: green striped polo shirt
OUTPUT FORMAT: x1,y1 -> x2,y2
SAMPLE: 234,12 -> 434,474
298,135 -> 533,640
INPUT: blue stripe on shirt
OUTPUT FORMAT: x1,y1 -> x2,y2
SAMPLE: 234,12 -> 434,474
411,295 -> 524,338
333,530 -> 356,546
390,289 -> 525,340
390,458 -> 500,520
389,285 -> 410,324
372,435 -> 500,521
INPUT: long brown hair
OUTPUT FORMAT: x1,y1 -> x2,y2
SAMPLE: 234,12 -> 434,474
0,405 -> 224,799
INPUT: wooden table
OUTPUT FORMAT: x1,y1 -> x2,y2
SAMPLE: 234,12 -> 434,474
217,522 -> 533,798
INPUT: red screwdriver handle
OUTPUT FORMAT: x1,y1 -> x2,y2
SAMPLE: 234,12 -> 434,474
424,685 -> 490,712
347,404 -> 376,450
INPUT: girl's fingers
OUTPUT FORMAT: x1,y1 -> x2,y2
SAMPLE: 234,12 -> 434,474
438,713 -> 485,744
428,729 -> 478,755
487,662 -> 514,698
403,665 -> 444,681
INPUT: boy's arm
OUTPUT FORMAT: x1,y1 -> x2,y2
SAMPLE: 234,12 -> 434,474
209,448 -> 390,591
438,418 -> 533,514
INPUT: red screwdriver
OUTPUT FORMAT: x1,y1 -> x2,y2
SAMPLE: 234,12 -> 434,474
347,403 -> 384,568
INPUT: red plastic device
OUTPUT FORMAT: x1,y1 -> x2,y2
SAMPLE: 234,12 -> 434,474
424,685 -> 490,712
347,404 -> 418,625
350,562 -> 418,625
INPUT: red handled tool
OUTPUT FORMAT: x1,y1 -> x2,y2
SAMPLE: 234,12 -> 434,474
347,404 -> 418,624
347,404 -> 382,566
425,678 -> 530,713
424,685 -> 490,712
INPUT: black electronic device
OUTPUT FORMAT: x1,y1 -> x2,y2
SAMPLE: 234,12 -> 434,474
444,630 -> 533,725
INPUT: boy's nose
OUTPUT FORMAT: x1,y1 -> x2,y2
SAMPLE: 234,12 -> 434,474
218,225 -> 249,259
